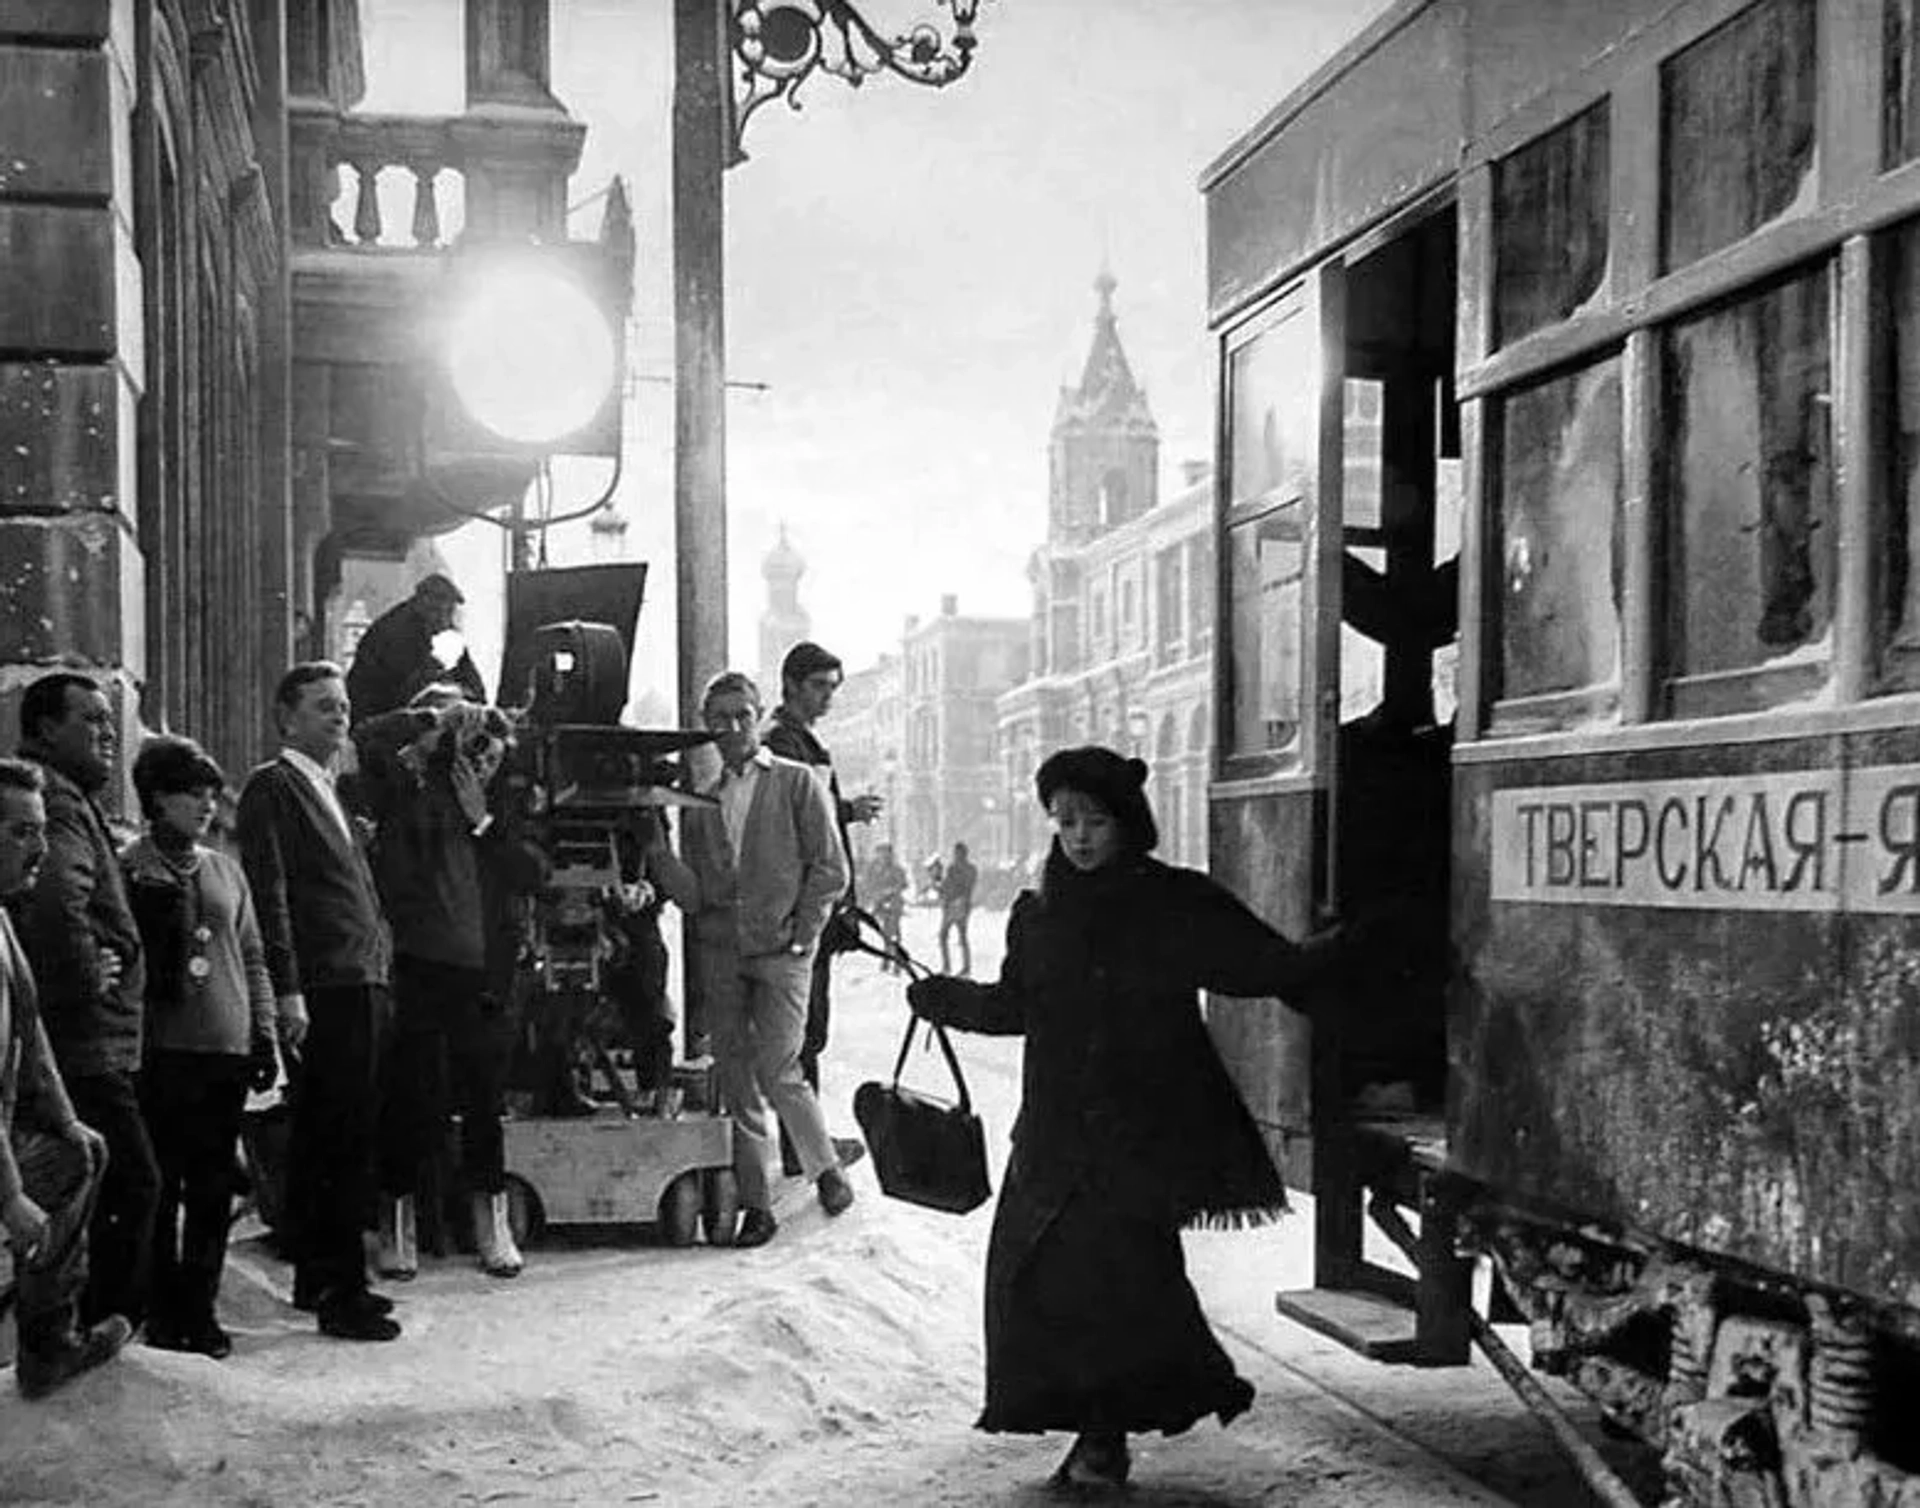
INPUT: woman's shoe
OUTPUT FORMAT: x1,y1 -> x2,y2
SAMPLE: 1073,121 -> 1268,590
375,1194 -> 417,1280
1049,1432 -> 1131,1491
473,1191 -> 524,1278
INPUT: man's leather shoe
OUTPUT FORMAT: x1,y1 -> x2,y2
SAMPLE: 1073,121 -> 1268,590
831,1136 -> 866,1170
734,1209 -> 778,1248
317,1298 -> 402,1342
293,1277 -> 393,1316
817,1167 -> 855,1217
17,1315 -> 133,1400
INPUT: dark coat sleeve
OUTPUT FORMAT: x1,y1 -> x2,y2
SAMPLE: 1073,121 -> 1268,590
1172,870 -> 1340,1007
236,773 -> 298,999
908,892 -> 1035,1036
23,791 -> 109,1016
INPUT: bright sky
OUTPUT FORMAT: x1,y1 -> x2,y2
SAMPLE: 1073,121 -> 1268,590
357,0 -> 1393,703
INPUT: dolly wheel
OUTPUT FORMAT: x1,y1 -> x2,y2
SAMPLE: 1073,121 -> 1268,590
702,1167 -> 740,1246
660,1172 -> 701,1247
503,1175 -> 543,1249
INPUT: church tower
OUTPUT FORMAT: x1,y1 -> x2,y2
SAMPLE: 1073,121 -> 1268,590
1048,267 -> 1159,545
758,522 -> 811,700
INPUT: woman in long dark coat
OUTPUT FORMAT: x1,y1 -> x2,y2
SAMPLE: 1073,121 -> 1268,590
907,745 -> 1341,1491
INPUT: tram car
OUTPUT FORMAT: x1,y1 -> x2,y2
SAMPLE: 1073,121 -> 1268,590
1198,3 -> 1920,1502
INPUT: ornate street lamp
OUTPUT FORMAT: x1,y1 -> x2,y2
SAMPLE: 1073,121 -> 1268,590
731,0 -> 987,151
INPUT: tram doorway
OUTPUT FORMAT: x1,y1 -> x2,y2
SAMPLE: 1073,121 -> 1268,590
1330,206 -> 1459,1115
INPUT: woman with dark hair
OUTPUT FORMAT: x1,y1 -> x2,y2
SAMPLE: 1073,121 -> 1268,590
123,736 -> 278,1357
907,745 -> 1343,1491
353,696 -> 522,1280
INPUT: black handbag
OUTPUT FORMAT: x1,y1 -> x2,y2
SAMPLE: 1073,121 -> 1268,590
853,1008 -> 993,1216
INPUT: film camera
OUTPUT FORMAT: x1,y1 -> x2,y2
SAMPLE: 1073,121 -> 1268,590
495,564 -> 714,1118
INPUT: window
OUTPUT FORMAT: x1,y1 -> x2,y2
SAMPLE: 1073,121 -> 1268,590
1662,264 -> 1833,707
1494,101 -> 1610,346
1228,302 -> 1318,510
1155,547 -> 1184,665
1493,357 -> 1624,712
1885,220 -> 1920,686
1343,379 -> 1385,530
1887,0 -> 1920,168
1661,0 -> 1817,273
1187,536 -> 1214,653
1226,507 -> 1306,757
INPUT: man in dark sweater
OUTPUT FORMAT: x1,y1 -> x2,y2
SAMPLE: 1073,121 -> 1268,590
762,643 -> 879,1171
344,574 -> 485,724
237,662 -> 399,1342
15,673 -> 157,1332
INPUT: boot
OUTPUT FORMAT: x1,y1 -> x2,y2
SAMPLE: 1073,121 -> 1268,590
18,1315 -> 133,1400
473,1191 -> 523,1278
375,1194 -> 418,1280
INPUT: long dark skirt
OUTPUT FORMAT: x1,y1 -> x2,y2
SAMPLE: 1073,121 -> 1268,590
977,1185 -> 1253,1437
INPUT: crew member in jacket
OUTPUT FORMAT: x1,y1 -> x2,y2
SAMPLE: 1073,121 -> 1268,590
236,662 -> 399,1342
0,757 -> 131,1399
15,672 -> 157,1333
907,745 -> 1345,1493
344,573 -> 485,724
648,671 -> 853,1248
354,695 -> 523,1283
761,641 -> 880,1169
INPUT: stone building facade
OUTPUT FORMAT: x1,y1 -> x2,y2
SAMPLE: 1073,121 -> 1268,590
995,273 -> 1216,872
0,0 -> 606,789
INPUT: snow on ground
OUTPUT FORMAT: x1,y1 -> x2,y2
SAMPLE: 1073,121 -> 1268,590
0,906 -> 1658,1506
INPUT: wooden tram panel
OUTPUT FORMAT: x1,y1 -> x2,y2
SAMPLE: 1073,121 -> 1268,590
1201,0 -> 1920,1373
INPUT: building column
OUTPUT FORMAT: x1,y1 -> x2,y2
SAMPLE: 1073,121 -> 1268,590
0,0 -> 146,783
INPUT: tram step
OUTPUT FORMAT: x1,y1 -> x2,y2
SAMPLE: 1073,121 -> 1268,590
1274,1284 -> 1422,1364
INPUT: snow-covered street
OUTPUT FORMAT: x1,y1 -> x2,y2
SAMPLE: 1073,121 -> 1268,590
1,905 -> 1658,1506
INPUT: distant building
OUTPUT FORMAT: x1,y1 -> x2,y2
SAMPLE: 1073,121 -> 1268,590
995,271 -> 1216,872
757,523 -> 811,703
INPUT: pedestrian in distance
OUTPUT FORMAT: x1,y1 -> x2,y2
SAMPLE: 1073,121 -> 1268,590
865,842 -> 909,975
353,694 -> 523,1281
761,641 -> 880,1172
121,736 -> 278,1358
937,840 -> 978,978
236,662 -> 400,1342
0,757 -> 131,1399
344,573 -> 486,725
906,745 -> 1346,1492
14,672 -> 159,1335
648,671 -> 853,1248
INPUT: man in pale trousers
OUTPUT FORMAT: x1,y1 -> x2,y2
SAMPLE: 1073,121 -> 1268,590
651,671 -> 853,1247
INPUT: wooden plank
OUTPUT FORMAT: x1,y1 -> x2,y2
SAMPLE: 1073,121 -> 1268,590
1275,1285 -> 1420,1363
1832,235 -> 1874,703
1620,328 -> 1656,723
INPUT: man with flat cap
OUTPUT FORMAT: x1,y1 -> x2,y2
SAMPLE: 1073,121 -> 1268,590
345,574 -> 486,724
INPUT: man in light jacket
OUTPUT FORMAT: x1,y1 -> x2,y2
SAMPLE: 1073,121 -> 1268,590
0,756 -> 129,1398
651,671 -> 851,1247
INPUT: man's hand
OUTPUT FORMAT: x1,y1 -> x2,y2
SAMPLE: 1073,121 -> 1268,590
847,793 -> 884,825
97,946 -> 124,997
2,1190 -> 50,1265
62,1121 -> 106,1180
276,992 -> 310,1056
451,755 -> 490,830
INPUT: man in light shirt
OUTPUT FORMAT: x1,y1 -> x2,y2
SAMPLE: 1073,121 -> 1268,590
651,671 -> 852,1247
236,663 -> 398,1341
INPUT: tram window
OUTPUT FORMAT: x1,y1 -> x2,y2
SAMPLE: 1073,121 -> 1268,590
1228,304 -> 1317,510
1889,0 -> 1920,168
1880,221 -> 1920,681
1493,358 -> 1623,710
1660,0 -> 1817,274
1662,264 -> 1832,702
1226,508 -> 1305,758
1344,379 -> 1384,531
1493,100 -> 1610,347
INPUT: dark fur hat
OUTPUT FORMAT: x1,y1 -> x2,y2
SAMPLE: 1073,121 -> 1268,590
1034,744 -> 1159,854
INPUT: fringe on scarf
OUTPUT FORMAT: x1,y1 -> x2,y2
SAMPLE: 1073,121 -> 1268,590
1182,1199 -> 1290,1234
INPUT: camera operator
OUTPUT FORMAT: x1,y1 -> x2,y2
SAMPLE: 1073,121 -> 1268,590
354,692 -> 524,1281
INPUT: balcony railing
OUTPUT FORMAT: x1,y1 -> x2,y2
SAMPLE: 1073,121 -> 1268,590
290,99 -> 586,251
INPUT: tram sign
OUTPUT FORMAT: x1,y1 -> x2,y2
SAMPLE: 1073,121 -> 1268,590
1490,767 -> 1920,913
